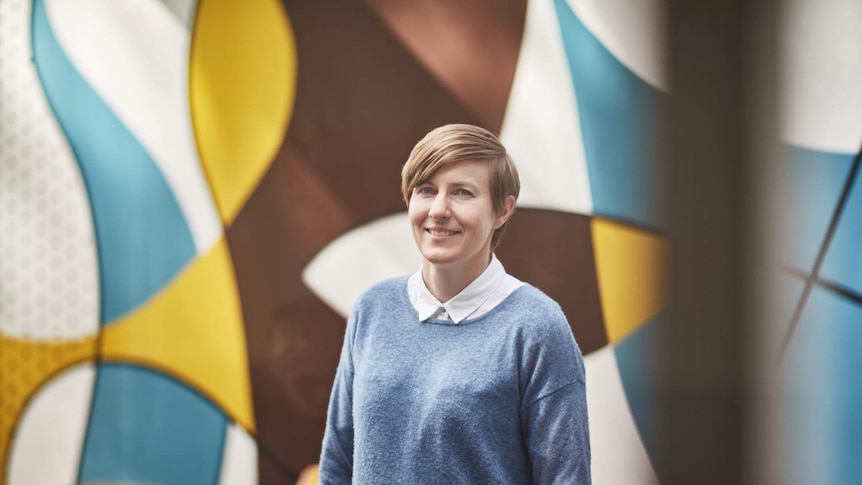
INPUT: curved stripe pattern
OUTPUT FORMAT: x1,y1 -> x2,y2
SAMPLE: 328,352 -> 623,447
591,218 -> 666,344
776,2 -> 862,483
0,0 -> 99,341
32,0 -> 196,324
564,0 -> 667,91
584,347 -> 659,485
0,334 -> 96,477
47,0 -> 221,255
101,239 -> 255,432
780,0 -> 862,153
499,0 -> 593,215
78,364 -> 227,485
614,314 -> 661,472
190,0 -> 296,225
6,364 -> 95,485
217,423 -> 259,485
555,0 -> 665,228
780,287 -> 862,485
157,0 -> 198,27
303,212 -> 419,318
819,160 -> 862,295
780,146 -> 856,273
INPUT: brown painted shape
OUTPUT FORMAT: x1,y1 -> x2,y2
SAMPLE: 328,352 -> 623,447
227,0 -> 519,478
281,0 -> 488,222
258,446 -> 298,484
228,147 -> 349,476
496,209 -> 608,354
364,0 -> 527,132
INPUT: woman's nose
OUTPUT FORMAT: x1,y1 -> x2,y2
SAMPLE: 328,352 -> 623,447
428,193 -> 450,219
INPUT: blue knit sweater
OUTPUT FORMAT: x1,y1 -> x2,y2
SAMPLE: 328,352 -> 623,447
319,276 -> 590,484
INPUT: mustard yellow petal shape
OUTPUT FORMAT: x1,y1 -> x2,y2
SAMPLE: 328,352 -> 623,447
0,335 -> 96,480
189,0 -> 297,225
101,238 -> 255,432
591,218 -> 668,344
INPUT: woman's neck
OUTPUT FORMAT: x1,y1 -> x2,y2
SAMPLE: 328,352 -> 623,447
421,256 -> 491,303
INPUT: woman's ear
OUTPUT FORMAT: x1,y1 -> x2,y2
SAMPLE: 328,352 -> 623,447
495,195 -> 517,229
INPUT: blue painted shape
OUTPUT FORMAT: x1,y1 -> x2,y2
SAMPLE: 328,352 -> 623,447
781,145 -> 855,275
554,0 -> 666,228
782,286 -> 862,485
820,158 -> 862,295
79,364 -> 227,485
778,271 -> 807,330
31,0 -> 196,323
614,313 -> 661,478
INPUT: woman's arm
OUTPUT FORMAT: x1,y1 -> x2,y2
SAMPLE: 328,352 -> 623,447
318,313 -> 357,484
520,305 -> 592,484
524,380 -> 591,484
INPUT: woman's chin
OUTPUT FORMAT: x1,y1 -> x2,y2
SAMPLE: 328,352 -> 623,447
422,254 -> 453,267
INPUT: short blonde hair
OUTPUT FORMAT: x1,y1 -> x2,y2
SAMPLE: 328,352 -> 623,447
401,124 -> 520,252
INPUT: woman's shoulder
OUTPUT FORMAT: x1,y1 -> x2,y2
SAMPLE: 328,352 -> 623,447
502,283 -> 578,344
353,275 -> 410,311
504,284 -> 585,380
506,283 -> 568,322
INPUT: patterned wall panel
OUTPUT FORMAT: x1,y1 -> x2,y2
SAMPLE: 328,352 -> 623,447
775,0 -> 862,483
0,0 -> 710,483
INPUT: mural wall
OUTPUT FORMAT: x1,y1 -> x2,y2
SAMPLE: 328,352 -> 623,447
0,0 -> 667,483
773,0 -> 862,483
9,0 -> 857,484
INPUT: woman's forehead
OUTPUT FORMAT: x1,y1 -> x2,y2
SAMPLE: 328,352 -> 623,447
422,159 -> 491,183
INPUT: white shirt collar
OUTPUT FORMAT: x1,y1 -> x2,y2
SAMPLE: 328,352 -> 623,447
408,255 -> 507,324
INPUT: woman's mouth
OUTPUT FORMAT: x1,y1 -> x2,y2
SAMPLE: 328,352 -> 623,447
427,228 -> 458,236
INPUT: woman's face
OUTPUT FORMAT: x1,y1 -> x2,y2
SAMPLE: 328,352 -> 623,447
408,160 -> 511,277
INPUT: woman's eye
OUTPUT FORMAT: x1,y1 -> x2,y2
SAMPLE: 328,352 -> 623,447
456,189 -> 473,196
417,187 -> 434,195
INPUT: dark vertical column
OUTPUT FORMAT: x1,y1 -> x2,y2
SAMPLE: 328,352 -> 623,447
660,1 -> 776,484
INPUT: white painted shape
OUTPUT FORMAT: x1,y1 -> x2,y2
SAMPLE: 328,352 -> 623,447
47,0 -> 222,254
780,0 -> 862,152
500,0 -> 593,216
218,423 -> 259,485
0,0 -> 100,340
157,0 -> 198,28
565,0 -> 668,91
303,213 -> 421,318
7,363 -> 96,485
585,346 -> 658,485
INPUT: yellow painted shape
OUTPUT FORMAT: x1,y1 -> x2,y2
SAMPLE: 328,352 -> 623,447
0,335 -> 96,483
101,238 -> 255,432
591,218 -> 668,344
297,464 -> 320,485
189,0 -> 297,225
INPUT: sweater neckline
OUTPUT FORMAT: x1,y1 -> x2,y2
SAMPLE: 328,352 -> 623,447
399,276 -> 533,327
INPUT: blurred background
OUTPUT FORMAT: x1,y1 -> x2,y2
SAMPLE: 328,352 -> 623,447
0,0 -> 858,484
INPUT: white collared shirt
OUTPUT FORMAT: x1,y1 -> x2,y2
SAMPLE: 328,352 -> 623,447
407,254 -> 524,324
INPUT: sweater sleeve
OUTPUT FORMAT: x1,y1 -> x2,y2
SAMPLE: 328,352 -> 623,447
520,306 -> 591,485
524,381 -> 591,484
318,311 -> 357,484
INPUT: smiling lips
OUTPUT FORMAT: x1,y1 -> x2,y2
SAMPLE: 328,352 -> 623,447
427,228 -> 459,237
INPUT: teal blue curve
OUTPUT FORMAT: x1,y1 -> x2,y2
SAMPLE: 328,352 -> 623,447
31,0 -> 196,324
782,145 -> 856,276
613,313 -> 661,480
554,0 -> 666,229
819,154 -> 861,295
784,285 -> 862,485
78,364 -> 227,485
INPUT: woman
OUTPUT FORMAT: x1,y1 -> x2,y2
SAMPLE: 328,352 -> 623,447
319,124 -> 591,484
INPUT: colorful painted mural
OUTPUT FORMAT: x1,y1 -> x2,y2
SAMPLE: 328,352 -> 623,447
3,0 -> 857,484
0,0 -> 666,482
772,0 -> 862,483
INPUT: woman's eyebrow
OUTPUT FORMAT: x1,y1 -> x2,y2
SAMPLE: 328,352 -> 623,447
450,181 -> 480,190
